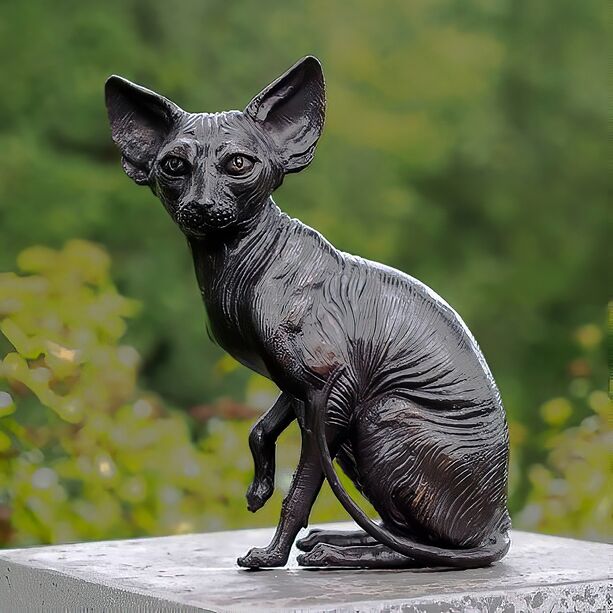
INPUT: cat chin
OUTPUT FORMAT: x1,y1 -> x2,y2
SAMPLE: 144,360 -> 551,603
178,219 -> 237,238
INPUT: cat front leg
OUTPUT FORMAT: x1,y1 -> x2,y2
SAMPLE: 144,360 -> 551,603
246,392 -> 296,512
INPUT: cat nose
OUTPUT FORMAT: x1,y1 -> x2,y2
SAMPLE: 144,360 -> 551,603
187,199 -> 214,209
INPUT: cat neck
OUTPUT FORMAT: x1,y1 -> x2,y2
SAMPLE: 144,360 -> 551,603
187,197 -> 290,297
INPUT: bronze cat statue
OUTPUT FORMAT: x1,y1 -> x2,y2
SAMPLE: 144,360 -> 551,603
105,56 -> 510,569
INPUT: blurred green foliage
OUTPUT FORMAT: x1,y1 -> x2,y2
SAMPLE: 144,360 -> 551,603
0,0 -> 608,545
514,317 -> 611,541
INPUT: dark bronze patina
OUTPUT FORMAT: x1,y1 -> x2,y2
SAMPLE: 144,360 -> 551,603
105,57 -> 510,569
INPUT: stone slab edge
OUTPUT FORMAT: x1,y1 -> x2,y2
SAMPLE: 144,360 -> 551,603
1,557 -> 205,613
324,580 -> 613,613
2,556 -> 612,612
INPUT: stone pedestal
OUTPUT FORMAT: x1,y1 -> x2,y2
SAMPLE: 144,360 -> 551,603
0,522 -> 611,611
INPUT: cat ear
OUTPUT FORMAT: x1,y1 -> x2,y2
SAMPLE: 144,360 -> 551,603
105,76 -> 183,185
245,56 -> 326,173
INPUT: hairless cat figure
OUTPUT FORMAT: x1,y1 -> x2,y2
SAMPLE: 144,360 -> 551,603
105,56 -> 510,569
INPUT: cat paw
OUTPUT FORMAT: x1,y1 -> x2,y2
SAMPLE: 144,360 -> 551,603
237,546 -> 287,568
297,543 -> 340,567
246,477 -> 273,512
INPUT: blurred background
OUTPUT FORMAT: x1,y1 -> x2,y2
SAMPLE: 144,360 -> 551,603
0,0 -> 609,548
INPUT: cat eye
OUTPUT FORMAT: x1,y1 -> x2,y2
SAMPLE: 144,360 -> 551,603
160,155 -> 190,177
225,154 -> 255,176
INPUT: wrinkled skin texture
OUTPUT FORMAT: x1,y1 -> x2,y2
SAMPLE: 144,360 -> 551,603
105,56 -> 510,570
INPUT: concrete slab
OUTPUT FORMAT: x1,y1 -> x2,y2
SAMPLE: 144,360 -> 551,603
0,522 -> 611,612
